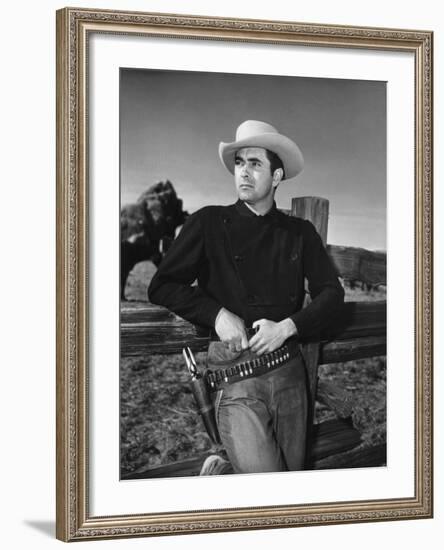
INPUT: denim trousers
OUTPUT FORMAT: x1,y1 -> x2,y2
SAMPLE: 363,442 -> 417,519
209,343 -> 308,474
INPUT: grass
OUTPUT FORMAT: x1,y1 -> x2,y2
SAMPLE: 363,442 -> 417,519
120,260 -> 386,477
120,352 -> 211,475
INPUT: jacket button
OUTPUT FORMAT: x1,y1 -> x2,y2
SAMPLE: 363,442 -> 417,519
247,294 -> 257,304
290,293 -> 297,302
234,255 -> 243,262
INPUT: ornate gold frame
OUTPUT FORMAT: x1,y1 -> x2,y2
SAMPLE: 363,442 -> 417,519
56,7 -> 433,542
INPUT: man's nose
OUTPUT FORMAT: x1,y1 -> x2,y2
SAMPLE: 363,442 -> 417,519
240,164 -> 250,177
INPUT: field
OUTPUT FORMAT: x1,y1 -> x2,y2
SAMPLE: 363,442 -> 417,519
120,261 -> 386,477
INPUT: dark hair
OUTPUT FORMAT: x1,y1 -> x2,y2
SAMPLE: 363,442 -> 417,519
264,149 -> 285,179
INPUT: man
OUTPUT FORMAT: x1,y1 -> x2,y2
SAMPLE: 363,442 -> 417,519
148,120 -> 344,474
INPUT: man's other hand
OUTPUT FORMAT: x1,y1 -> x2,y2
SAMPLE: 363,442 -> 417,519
214,308 -> 249,352
249,318 -> 297,355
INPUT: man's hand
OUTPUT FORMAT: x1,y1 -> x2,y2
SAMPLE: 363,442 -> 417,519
215,308 -> 249,352
249,318 -> 297,355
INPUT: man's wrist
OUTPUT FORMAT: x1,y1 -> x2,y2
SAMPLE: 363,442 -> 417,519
214,307 -> 227,328
280,317 -> 298,339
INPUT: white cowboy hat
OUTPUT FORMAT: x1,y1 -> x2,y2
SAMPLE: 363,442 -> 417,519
218,120 -> 304,180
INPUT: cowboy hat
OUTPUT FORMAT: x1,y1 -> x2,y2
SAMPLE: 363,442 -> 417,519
218,120 -> 304,180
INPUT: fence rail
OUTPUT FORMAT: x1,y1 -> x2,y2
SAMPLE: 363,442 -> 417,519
121,301 -> 386,361
328,245 -> 386,286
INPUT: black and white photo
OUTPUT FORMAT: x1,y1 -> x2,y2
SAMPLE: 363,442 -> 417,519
119,68 -> 387,480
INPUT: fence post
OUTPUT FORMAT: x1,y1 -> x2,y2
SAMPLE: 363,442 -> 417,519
291,197 -> 329,244
291,197 -> 330,462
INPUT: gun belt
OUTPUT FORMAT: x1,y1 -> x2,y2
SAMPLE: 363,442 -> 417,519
206,344 -> 298,392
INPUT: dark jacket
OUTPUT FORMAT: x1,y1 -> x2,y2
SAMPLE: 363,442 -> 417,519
148,200 -> 344,339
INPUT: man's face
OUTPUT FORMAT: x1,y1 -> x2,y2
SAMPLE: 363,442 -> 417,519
234,147 -> 280,207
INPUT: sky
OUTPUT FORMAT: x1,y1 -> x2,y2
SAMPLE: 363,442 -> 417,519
120,69 -> 386,250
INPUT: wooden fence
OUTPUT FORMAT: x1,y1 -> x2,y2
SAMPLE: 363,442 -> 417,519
121,196 -> 386,479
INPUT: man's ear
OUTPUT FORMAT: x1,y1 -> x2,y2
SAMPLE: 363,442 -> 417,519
272,167 -> 283,188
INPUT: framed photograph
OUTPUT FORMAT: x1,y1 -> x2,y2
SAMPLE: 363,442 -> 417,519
56,7 -> 433,542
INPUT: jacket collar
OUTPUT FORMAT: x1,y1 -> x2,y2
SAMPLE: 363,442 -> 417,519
234,199 -> 280,220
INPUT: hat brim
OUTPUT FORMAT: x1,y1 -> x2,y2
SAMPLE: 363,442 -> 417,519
218,132 -> 304,180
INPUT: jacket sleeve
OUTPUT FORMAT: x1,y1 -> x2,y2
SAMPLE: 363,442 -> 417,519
147,210 -> 222,328
290,220 -> 344,339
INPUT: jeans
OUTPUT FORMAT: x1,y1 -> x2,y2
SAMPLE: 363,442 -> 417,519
209,344 -> 308,474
